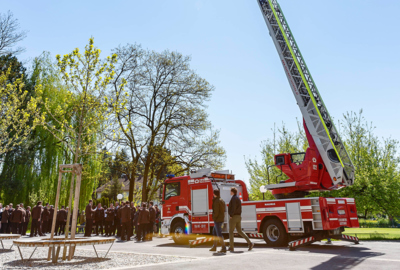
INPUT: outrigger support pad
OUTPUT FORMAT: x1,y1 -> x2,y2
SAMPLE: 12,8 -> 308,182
288,236 -> 316,251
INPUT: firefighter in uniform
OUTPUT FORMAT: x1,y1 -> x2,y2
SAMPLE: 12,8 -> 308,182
0,205 -> 9,233
30,201 -> 44,237
56,206 -> 67,235
120,201 -> 131,241
22,206 -> 31,235
84,200 -> 96,237
95,203 -> 105,236
138,203 -> 150,241
105,204 -> 114,236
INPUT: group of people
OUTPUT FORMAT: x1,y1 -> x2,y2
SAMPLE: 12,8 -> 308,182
0,201 -> 72,237
84,200 -> 161,241
0,200 -> 161,242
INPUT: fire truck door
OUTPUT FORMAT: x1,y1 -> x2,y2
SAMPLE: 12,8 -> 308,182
286,202 -> 303,232
191,185 -> 209,233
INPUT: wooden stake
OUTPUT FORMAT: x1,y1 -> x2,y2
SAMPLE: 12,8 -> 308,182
69,164 -> 82,260
47,169 -> 63,261
63,172 -> 75,260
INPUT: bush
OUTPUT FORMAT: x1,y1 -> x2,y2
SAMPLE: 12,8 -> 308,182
358,218 -> 399,228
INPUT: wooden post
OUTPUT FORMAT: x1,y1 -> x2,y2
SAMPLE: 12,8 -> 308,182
47,168 -> 63,261
63,171 -> 75,260
69,164 -> 82,260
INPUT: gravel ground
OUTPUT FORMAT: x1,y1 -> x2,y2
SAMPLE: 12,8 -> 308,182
0,248 -> 194,269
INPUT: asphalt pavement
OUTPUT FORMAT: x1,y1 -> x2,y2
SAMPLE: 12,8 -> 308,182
3,234 -> 400,269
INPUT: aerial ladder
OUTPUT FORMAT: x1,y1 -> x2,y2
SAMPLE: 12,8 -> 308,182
257,0 -> 355,199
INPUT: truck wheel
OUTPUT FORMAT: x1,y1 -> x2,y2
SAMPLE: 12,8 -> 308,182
171,221 -> 188,245
262,219 -> 288,247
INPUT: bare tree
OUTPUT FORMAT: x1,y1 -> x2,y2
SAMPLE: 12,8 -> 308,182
110,44 -> 226,202
0,11 -> 27,55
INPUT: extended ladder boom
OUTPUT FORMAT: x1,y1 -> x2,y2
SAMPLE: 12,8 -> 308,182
258,0 -> 355,187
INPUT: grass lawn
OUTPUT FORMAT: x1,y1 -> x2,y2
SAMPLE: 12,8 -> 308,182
343,228 -> 400,240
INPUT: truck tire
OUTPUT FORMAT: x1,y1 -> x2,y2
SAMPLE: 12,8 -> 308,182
262,218 -> 288,247
171,220 -> 188,245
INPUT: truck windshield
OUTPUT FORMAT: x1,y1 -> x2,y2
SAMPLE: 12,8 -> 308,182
164,182 -> 180,200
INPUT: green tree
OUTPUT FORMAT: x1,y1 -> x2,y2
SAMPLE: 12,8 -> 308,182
246,122 -> 307,200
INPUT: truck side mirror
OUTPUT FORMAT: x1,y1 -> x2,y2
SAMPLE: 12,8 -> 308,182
275,155 -> 285,165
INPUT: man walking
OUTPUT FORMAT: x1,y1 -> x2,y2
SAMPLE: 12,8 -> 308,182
30,201 -> 44,237
210,189 -> 227,253
85,200 -> 95,237
228,187 -> 254,252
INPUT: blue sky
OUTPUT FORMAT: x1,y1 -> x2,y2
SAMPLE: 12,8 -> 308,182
3,0 -> 400,184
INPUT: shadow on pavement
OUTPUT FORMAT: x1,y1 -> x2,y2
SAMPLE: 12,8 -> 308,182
3,256 -> 110,268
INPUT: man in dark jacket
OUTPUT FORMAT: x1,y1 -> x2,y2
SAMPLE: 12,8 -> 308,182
22,206 -> 31,235
56,206 -> 67,235
210,189 -> 227,253
94,203 -> 105,236
114,201 -> 121,236
7,203 -> 14,234
11,205 -> 24,234
120,201 -> 131,241
105,204 -> 114,237
84,200 -> 96,237
130,203 -> 136,238
1,205 -> 9,233
48,205 -> 55,234
137,203 -> 150,241
42,203 -> 50,234
148,202 -> 156,241
30,201 -> 44,237
228,187 -> 254,252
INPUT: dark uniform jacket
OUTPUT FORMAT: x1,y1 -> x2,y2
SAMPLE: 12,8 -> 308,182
130,206 -> 136,221
120,205 -> 131,223
105,208 -> 114,222
212,196 -> 226,223
57,209 -> 67,222
85,204 -> 95,220
42,208 -> 50,221
228,195 -> 242,217
11,207 -> 24,223
49,208 -> 55,221
8,208 -> 14,222
32,206 -> 43,220
94,208 -> 105,222
138,208 -> 150,224
1,209 -> 8,223
25,210 -> 31,222
149,206 -> 156,223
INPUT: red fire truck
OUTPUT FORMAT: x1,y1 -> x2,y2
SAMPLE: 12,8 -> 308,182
161,0 -> 360,249
160,169 -> 359,249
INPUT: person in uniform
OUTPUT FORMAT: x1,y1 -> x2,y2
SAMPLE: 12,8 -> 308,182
30,201 -> 44,237
130,202 -> 136,238
120,201 -> 131,241
18,203 -> 26,235
133,205 -> 140,239
114,201 -> 121,236
94,203 -> 105,236
149,202 -> 156,241
42,203 -> 50,234
48,205 -> 55,233
84,200 -> 96,237
7,203 -> 14,234
137,203 -> 150,241
22,206 -> 31,235
0,205 -> 9,233
56,206 -> 67,235
10,205 -> 23,234
105,204 -> 114,237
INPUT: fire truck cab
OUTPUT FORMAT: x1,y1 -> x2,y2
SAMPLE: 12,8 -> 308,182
161,168 -> 359,247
